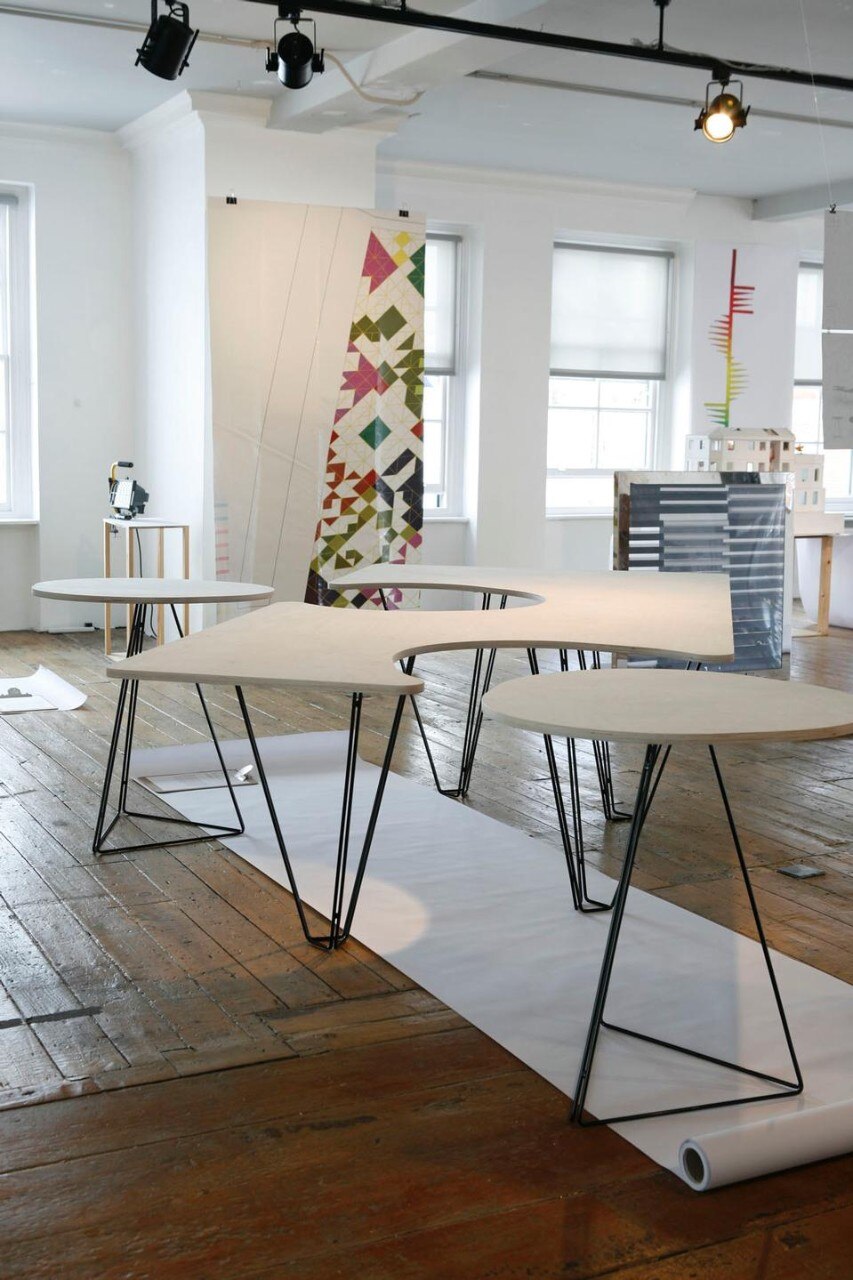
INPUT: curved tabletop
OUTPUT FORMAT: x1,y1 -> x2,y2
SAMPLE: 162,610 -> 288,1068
107,570 -> 734,697
333,564 -> 548,601
483,669 -> 853,745
33,578 -> 274,606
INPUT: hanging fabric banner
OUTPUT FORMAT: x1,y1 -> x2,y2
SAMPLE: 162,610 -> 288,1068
208,201 -> 424,605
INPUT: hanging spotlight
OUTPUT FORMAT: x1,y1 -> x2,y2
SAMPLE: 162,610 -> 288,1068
136,0 -> 198,80
266,9 -> 325,90
694,77 -> 750,142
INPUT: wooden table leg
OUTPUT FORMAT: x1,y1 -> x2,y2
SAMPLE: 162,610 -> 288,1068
182,525 -> 190,637
103,521 -> 112,657
157,527 -> 165,645
816,535 -> 834,636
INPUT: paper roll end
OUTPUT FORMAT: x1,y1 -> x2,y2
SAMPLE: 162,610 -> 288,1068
679,1139 -> 711,1191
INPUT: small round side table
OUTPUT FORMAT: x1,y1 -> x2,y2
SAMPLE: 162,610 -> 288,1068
33,578 -> 273,858
483,667 -> 853,1126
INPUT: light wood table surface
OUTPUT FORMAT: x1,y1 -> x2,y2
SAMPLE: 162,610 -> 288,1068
110,570 -> 735,694
482,667 -> 853,744
34,579 -> 273,607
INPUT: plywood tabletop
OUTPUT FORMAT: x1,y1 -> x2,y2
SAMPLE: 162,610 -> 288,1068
483,668 -> 853,744
108,570 -> 734,695
33,579 -> 274,605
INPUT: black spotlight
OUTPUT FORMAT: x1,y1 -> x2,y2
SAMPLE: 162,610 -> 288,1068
136,0 -> 198,81
266,11 -> 324,89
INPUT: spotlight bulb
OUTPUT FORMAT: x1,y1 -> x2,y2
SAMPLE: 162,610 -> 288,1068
695,80 -> 750,143
136,1 -> 198,81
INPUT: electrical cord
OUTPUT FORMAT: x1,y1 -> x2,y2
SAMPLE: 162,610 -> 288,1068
134,528 -> 158,641
324,50 -> 424,107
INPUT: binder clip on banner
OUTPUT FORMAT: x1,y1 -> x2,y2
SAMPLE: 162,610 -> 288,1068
108,461 -> 149,520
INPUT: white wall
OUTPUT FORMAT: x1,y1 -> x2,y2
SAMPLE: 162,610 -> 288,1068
378,159 -> 822,572
0,124 -> 133,631
122,102 -> 207,638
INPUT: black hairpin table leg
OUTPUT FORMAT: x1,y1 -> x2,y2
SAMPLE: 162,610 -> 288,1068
526,647 -> 614,913
574,650 -> 632,821
93,602 -> 245,856
570,742 -> 803,1126
235,675 -> 408,951
378,588 -> 507,800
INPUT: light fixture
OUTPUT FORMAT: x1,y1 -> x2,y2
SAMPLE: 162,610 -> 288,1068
266,10 -> 325,90
136,0 -> 198,80
694,77 -> 750,142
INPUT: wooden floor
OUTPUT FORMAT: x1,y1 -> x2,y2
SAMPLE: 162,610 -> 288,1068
1,622 -> 852,1278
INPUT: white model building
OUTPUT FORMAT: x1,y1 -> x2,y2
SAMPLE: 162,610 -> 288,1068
685,426 -> 827,511
685,426 -> 796,474
791,451 -> 826,511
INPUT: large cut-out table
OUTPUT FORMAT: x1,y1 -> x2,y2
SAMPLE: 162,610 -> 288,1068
106,569 -> 734,949
483,667 -> 853,1125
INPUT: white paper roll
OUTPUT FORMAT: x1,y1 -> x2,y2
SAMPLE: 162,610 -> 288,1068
679,1100 -> 853,1191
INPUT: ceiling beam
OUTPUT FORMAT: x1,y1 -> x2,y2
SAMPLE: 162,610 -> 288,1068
267,0 -> 549,131
753,182 -> 853,221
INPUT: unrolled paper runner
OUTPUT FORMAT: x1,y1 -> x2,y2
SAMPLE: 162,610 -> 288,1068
679,1100 -> 853,1191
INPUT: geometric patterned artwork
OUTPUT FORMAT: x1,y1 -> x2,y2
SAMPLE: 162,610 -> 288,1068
208,201 -> 424,605
704,248 -> 754,429
616,473 -> 789,671
306,224 -> 424,607
691,243 -> 798,434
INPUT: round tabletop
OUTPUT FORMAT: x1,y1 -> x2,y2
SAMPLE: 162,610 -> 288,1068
32,578 -> 274,605
482,669 -> 853,745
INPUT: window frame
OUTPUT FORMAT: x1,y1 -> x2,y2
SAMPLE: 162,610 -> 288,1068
792,260 -> 853,508
423,230 -> 465,516
0,186 -> 35,521
547,242 -> 673,516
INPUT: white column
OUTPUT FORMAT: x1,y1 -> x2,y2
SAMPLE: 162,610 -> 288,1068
472,204 -> 552,566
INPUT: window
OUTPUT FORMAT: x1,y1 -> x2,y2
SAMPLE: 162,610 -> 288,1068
0,189 -> 34,518
547,244 -> 671,512
792,262 -> 853,503
424,233 -> 462,511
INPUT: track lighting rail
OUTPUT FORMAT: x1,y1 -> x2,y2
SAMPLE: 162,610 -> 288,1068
250,0 -> 853,95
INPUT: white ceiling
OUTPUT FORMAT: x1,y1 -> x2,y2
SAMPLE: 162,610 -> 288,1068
1,0 -> 852,201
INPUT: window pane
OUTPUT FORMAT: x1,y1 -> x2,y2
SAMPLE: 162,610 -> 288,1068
794,264 -> 822,383
599,379 -> 650,409
422,373 -> 446,494
550,375 -> 597,408
0,207 -> 9,359
551,246 -> 670,376
547,374 -> 656,510
425,237 -> 457,374
791,383 -> 822,449
596,410 -> 648,470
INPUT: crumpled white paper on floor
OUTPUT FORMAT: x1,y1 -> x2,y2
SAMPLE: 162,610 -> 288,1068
0,665 -> 86,714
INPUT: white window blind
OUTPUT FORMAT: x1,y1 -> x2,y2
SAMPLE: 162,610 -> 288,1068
425,235 -> 458,375
550,245 -> 670,379
0,193 -> 20,513
794,262 -> 822,383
